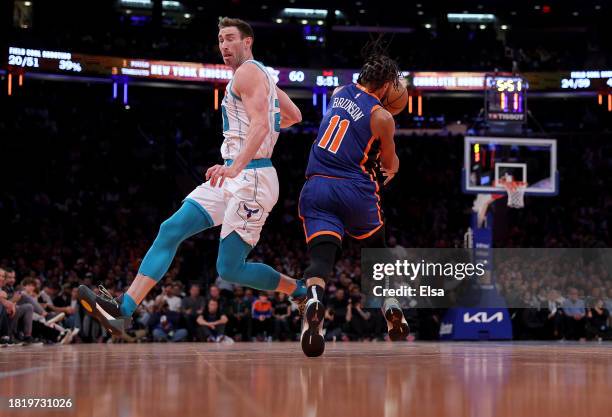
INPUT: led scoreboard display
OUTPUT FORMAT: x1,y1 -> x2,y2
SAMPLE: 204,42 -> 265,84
8,47 -> 234,82
7,47 -> 362,88
6,46 -> 611,94
484,75 -> 527,123
280,69 -> 358,88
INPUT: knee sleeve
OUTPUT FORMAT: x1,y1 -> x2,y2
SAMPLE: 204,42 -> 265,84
304,237 -> 341,280
157,200 -> 213,247
216,232 -> 280,291
216,235 -> 250,281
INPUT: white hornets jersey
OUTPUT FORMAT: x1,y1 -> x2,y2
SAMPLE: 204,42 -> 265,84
220,59 -> 281,161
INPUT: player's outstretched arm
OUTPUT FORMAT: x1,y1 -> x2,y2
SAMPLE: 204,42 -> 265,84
372,107 -> 399,185
275,86 -> 302,128
206,63 -> 269,186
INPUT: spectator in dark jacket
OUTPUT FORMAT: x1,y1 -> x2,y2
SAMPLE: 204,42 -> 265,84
149,302 -> 187,342
586,299 -> 610,340
196,299 -> 229,342
182,284 -> 206,340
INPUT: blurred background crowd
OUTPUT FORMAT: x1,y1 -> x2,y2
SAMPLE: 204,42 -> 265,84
1,82 -> 610,345
2,0 -> 611,346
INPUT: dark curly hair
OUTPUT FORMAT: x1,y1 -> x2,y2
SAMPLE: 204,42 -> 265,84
357,38 -> 400,91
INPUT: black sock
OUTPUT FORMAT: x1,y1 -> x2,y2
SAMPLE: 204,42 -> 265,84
307,284 -> 325,301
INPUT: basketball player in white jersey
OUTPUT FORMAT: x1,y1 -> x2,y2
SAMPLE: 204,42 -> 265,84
77,17 -> 307,335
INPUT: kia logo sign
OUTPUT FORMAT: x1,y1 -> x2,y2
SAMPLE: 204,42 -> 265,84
463,312 -> 504,323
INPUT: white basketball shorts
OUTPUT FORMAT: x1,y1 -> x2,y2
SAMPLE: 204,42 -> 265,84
184,166 -> 279,247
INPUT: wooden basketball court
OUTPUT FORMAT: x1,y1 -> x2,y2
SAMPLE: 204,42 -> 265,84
1,342 -> 611,417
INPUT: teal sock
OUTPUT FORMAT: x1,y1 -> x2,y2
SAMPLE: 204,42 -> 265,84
291,279 -> 307,298
120,293 -> 138,317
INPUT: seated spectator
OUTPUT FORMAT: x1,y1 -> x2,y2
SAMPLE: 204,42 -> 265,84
2,268 -> 17,298
182,284 -> 205,341
586,299 -> 610,341
155,283 -> 182,312
18,278 -> 73,344
149,302 -> 187,342
206,285 -> 226,314
214,275 -> 236,300
272,293 -> 291,341
196,299 -> 229,342
52,285 -> 79,329
20,278 -> 55,320
243,288 -> 256,306
346,294 -> 373,341
325,288 -> 350,342
561,287 -> 586,340
543,289 -> 563,340
226,286 -> 251,341
251,293 -> 273,341
1,268 -> 36,344
0,302 -> 10,344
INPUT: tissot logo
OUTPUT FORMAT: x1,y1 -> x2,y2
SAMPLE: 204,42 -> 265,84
463,312 -> 503,323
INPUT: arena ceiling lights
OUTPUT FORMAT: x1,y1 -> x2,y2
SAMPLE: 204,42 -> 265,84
119,0 -> 183,10
281,8 -> 345,19
447,13 -> 496,23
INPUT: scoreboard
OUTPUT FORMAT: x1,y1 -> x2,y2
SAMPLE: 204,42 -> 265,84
7,47 -> 362,87
484,75 -> 527,123
6,46 -> 612,93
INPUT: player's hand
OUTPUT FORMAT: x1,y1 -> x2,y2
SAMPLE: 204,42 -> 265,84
4,300 -> 16,318
206,164 -> 239,187
381,167 -> 397,186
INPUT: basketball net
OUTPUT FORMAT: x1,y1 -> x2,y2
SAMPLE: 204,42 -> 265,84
497,176 -> 526,209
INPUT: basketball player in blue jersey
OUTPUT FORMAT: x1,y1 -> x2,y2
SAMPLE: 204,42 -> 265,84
299,53 -> 409,357
77,17 -> 308,336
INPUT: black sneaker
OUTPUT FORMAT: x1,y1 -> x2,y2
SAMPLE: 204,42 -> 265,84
20,336 -> 44,347
1,336 -> 21,347
1,336 -> 12,347
300,298 -> 325,357
77,285 -> 130,336
382,297 -> 409,341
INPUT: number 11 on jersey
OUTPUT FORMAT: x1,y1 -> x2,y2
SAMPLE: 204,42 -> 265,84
318,115 -> 350,154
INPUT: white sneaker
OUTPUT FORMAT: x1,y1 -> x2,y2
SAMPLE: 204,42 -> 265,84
220,335 -> 235,345
71,328 -> 80,339
382,298 -> 409,341
59,330 -> 72,345
300,298 -> 325,357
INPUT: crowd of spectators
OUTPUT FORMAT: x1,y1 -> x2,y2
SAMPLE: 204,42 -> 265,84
495,254 -> 612,341
1,76 -> 611,346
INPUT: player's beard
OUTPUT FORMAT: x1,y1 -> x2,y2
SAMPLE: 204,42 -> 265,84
234,50 -> 247,69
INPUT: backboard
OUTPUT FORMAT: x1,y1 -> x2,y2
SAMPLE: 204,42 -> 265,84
462,136 -> 558,196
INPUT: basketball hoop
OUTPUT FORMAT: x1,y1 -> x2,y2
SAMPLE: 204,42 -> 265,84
498,179 -> 527,209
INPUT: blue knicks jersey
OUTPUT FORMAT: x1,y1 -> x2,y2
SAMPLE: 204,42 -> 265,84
305,84 -> 382,182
